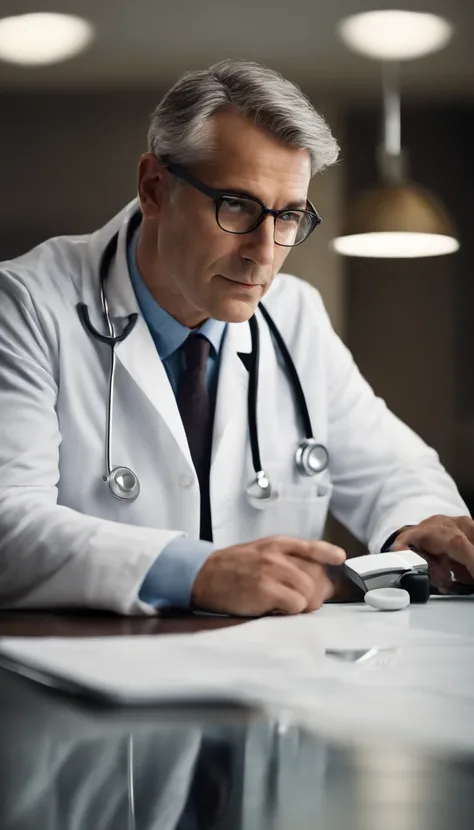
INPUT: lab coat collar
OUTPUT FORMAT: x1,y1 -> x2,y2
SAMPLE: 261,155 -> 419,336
106,202 -> 142,321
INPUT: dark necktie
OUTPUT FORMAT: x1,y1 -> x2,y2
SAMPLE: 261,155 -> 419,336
177,333 -> 213,542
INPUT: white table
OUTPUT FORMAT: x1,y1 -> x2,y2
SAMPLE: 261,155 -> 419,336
0,596 -> 472,754
198,595 -> 474,754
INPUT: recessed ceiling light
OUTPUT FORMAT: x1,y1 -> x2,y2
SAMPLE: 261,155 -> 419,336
337,10 -> 453,61
0,12 -> 94,66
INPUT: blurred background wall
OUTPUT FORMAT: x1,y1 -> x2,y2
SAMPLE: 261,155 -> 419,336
344,103 -> 474,490
1,0 -> 473,553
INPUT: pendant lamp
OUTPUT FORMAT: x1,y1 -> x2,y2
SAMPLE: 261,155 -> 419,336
332,11 -> 459,259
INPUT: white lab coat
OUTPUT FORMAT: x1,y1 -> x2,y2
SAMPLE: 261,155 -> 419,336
0,201 -> 467,614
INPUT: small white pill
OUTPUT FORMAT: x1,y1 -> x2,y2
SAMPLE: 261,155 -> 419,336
364,587 -> 410,611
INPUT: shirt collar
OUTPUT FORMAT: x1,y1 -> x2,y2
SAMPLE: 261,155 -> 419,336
127,221 -> 226,361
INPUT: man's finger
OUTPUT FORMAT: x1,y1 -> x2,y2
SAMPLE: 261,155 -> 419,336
289,541 -> 346,566
259,536 -> 346,566
303,576 -> 334,612
417,524 -> 474,573
392,523 -> 469,558
268,581 -> 309,615
450,561 -> 474,584
451,515 -> 474,547
390,535 -> 412,552
391,523 -> 474,584
271,558 -> 319,604
423,553 -> 454,592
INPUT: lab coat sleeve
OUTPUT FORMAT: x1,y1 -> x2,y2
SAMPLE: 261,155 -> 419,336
0,273 -> 187,615
139,538 -> 215,608
316,294 -> 469,552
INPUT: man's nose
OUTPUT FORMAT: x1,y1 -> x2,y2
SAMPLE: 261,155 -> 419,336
238,215 -> 275,268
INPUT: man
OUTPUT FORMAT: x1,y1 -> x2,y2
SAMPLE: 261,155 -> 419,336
0,60 -> 472,616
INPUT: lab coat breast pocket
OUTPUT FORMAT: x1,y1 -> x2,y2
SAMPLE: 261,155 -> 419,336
238,474 -> 334,543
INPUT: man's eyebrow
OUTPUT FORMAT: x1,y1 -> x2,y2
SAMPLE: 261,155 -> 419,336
215,185 -> 307,210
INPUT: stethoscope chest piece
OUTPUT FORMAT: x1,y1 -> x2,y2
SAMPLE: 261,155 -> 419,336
295,439 -> 329,476
107,466 -> 140,501
246,470 -> 278,510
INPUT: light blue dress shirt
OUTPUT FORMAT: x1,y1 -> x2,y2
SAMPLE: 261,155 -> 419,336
126,223 -> 227,608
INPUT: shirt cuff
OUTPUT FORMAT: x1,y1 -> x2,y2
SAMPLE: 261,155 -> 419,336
139,538 -> 215,609
381,525 -> 415,552
381,529 -> 401,552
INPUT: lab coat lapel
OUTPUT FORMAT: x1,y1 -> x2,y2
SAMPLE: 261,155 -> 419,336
103,213 -> 193,467
210,319 -> 252,494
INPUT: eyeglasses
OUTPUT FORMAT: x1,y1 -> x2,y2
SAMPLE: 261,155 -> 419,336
163,160 -> 322,247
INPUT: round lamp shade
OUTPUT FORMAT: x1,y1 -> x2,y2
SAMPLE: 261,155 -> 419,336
332,182 -> 459,258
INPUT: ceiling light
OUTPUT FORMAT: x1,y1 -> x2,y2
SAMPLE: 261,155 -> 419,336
332,56 -> 458,259
332,232 -> 459,259
0,12 -> 94,66
337,10 -> 453,61
332,178 -> 459,258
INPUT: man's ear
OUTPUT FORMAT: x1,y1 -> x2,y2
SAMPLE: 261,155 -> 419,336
137,153 -> 168,219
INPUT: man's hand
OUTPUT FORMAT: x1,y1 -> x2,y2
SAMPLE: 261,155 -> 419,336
390,515 -> 474,592
191,535 -> 346,616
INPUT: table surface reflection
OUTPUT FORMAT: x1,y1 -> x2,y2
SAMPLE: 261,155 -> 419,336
1,605 -> 474,829
0,655 -> 473,828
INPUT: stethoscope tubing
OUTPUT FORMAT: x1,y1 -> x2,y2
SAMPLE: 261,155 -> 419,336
76,218 -> 329,503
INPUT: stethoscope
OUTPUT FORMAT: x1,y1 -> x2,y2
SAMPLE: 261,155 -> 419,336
76,214 -> 329,508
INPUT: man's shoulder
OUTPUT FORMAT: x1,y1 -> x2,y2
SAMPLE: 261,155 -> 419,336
0,200 -> 136,306
0,233 -> 88,293
0,234 -> 92,331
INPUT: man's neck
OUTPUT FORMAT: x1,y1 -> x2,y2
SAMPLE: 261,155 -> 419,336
135,223 -> 207,328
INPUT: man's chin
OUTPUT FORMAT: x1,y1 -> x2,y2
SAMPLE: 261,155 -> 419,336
211,297 -> 259,323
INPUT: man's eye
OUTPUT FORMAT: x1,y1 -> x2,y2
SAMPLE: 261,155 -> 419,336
279,211 -> 301,224
222,198 -> 245,212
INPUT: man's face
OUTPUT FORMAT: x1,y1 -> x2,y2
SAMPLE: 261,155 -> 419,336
139,109 -> 312,326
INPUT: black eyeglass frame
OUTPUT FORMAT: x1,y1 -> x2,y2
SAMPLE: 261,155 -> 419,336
162,159 -> 322,247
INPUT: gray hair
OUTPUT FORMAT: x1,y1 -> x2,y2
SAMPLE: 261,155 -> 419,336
147,59 -> 339,178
